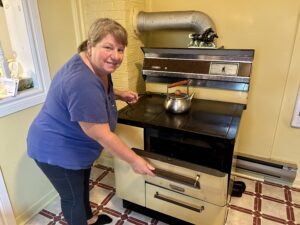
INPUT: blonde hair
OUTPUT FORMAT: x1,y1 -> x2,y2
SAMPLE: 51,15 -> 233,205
78,18 -> 128,52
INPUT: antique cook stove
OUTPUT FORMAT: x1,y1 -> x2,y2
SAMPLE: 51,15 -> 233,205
114,47 -> 255,225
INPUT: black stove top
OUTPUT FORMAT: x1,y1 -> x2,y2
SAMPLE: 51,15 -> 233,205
118,93 -> 245,139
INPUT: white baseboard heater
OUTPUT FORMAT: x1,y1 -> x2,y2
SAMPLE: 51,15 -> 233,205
235,153 -> 298,184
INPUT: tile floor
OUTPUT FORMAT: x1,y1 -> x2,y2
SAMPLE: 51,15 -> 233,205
25,164 -> 300,225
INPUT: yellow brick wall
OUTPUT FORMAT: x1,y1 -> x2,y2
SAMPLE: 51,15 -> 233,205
80,0 -> 147,95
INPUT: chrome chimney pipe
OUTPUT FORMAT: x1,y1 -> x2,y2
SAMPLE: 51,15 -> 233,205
136,10 -> 216,35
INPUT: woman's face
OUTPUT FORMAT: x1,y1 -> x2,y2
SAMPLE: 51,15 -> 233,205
89,34 -> 125,77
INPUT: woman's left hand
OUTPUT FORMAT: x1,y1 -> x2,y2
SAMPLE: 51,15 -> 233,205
115,89 -> 138,104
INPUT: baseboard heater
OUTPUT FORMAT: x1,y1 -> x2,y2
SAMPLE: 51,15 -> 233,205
235,154 -> 297,183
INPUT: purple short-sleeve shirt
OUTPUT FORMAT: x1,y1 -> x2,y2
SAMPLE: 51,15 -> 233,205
27,54 -> 118,169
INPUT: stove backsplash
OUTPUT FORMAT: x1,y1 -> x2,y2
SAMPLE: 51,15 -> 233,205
142,47 -> 254,105
145,82 -> 248,104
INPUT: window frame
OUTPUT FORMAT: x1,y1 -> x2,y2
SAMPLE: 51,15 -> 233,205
0,0 -> 51,117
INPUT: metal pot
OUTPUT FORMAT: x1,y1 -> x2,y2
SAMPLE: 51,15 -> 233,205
164,80 -> 195,114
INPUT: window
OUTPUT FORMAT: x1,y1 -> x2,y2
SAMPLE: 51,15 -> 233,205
0,0 -> 51,117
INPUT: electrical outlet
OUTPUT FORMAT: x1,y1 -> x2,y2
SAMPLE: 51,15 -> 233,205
291,86 -> 300,128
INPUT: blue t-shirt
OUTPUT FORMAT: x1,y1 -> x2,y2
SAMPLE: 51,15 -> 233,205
27,54 -> 118,169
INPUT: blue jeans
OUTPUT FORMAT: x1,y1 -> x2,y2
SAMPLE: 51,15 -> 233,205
35,161 -> 93,225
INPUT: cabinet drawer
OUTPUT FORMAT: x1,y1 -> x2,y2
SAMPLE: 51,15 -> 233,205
145,183 -> 226,225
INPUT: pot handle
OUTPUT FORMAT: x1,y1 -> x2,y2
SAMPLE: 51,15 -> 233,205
167,80 -> 189,88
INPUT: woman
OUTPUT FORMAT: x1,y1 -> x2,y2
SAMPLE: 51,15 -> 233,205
27,18 -> 155,225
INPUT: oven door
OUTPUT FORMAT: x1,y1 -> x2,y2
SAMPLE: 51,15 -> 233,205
144,127 -> 235,174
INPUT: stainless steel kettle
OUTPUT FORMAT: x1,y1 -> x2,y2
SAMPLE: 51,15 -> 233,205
164,80 -> 195,114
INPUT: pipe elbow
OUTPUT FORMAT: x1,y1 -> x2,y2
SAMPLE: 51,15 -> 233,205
190,11 -> 216,34
136,10 -> 216,35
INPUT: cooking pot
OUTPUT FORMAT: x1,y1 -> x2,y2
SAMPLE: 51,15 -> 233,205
164,80 -> 195,114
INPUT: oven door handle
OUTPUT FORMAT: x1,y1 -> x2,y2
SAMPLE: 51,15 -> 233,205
154,168 -> 200,189
154,192 -> 205,213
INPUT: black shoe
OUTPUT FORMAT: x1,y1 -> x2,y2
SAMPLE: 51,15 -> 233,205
231,181 -> 246,197
93,214 -> 113,225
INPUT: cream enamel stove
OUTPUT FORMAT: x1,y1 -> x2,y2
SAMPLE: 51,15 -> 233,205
114,47 -> 255,225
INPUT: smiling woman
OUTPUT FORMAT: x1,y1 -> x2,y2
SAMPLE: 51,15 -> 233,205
26,17 -> 155,225
0,0 -> 51,117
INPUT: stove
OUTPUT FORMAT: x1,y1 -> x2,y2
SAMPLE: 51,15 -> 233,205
118,94 -> 245,139
114,47 -> 254,225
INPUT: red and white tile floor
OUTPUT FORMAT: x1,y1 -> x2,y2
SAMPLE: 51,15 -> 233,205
25,164 -> 300,225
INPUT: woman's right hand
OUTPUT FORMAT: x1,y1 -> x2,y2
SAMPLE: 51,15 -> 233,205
78,121 -> 155,176
131,155 -> 155,176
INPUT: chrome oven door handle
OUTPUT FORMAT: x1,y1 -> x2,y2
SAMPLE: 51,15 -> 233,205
154,192 -> 205,213
154,168 -> 200,189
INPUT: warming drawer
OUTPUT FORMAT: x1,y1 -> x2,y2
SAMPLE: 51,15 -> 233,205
146,183 -> 227,225
144,153 -> 228,206
114,148 -> 229,225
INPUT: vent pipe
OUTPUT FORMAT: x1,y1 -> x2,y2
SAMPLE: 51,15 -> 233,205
136,10 -> 216,35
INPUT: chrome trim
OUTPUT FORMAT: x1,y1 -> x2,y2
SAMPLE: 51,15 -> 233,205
154,168 -> 201,189
143,70 -> 250,83
144,55 -> 254,63
154,192 -> 205,213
